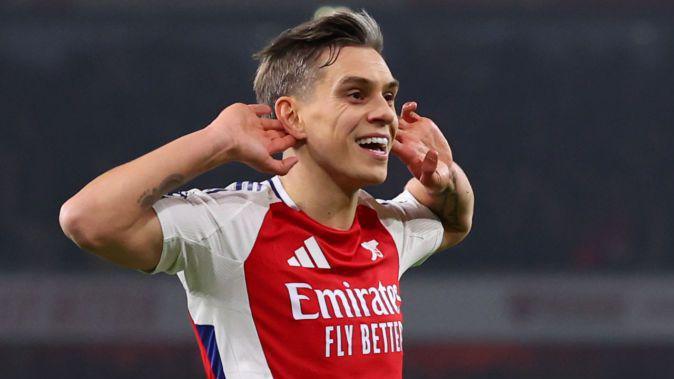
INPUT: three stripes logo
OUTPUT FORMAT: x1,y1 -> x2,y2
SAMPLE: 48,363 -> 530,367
287,236 -> 331,269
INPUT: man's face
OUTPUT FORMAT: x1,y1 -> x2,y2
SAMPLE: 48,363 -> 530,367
295,46 -> 399,189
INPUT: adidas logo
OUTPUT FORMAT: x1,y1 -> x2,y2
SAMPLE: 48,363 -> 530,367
287,236 -> 331,269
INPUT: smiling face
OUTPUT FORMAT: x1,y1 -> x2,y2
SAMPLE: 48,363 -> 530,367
289,46 -> 399,190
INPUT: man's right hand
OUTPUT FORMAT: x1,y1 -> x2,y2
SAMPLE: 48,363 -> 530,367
205,103 -> 299,175
60,102 -> 300,271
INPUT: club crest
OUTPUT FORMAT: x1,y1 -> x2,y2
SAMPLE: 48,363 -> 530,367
361,239 -> 384,261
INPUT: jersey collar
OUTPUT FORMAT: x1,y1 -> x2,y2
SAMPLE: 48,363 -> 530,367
269,176 -> 299,210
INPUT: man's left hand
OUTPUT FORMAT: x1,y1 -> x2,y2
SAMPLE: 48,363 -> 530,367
391,101 -> 455,195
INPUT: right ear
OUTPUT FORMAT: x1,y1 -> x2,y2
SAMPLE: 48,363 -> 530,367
275,96 -> 307,140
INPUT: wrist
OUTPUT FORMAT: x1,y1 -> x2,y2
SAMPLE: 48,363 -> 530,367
196,127 -> 236,170
405,178 -> 445,207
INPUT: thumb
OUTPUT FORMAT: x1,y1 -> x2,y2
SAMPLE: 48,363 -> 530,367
418,150 -> 438,186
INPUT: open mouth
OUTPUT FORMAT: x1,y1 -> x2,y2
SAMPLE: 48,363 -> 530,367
355,136 -> 388,154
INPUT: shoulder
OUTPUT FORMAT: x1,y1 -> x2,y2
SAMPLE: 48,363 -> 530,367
157,180 -> 280,222
357,189 -> 440,224
151,179 -> 282,245
356,190 -> 404,223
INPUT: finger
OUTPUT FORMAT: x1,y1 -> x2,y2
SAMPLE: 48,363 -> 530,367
400,101 -> 417,118
391,139 -> 421,166
268,134 -> 298,154
397,118 -> 410,130
400,101 -> 419,123
418,150 -> 439,186
248,103 -> 273,116
260,117 -> 285,130
394,129 -> 416,143
265,130 -> 287,139
263,156 -> 299,175
393,129 -> 404,142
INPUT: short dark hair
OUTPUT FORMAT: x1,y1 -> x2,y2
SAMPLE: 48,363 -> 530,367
253,10 -> 384,115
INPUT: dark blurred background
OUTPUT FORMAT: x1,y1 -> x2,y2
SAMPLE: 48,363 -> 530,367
1,1 -> 672,378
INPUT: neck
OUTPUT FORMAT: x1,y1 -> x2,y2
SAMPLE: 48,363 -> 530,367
279,160 -> 360,231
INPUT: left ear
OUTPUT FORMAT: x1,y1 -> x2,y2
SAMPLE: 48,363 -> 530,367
275,96 -> 307,140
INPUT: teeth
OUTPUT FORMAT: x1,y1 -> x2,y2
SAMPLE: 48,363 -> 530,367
356,137 -> 389,146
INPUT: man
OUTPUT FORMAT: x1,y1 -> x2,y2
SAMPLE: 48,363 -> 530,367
59,10 -> 473,379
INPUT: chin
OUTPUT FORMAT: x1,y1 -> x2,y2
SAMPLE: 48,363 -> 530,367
328,155 -> 388,189
353,167 -> 388,187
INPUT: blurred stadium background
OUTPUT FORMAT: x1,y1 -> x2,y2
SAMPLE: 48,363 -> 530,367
1,0 -> 673,378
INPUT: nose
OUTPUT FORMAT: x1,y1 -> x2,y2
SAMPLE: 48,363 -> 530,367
366,94 -> 397,128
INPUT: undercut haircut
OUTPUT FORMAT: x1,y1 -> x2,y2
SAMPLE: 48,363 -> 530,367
253,10 -> 384,117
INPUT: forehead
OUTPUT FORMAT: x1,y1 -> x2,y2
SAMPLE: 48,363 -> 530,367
316,46 -> 395,88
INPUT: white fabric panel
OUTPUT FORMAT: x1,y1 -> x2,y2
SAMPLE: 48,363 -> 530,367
151,185 -> 277,377
362,190 -> 444,278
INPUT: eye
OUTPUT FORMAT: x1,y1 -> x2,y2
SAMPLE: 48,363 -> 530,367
347,90 -> 365,101
383,92 -> 396,103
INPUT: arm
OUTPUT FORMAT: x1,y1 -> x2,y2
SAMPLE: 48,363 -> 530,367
392,102 -> 475,251
59,103 -> 297,270
404,163 -> 474,251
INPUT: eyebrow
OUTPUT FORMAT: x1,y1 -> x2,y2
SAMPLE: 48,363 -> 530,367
336,76 -> 399,91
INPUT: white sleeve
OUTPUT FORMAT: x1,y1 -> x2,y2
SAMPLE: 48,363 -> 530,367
147,189 -> 267,290
377,190 -> 445,277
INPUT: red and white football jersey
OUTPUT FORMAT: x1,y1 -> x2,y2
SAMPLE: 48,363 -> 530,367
150,176 -> 443,379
